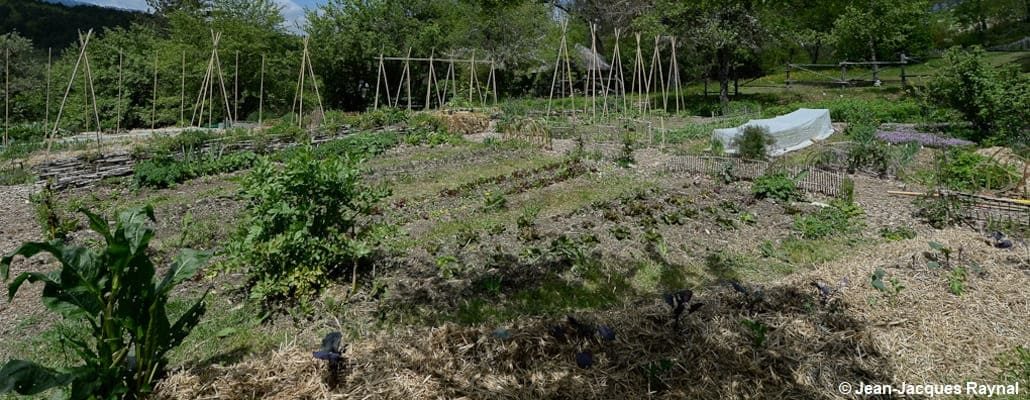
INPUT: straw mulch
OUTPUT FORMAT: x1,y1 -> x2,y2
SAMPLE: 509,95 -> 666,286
438,112 -> 491,136
156,228 -> 1029,399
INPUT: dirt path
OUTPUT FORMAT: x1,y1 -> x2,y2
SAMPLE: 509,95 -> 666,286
0,184 -> 50,343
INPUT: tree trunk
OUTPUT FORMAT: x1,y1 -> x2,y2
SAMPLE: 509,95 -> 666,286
717,48 -> 731,114
808,39 -> 822,64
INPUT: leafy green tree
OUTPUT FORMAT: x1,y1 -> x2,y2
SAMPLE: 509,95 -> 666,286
831,0 -> 932,61
642,0 -> 770,111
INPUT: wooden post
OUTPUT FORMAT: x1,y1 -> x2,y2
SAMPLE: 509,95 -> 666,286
45,48 -> 51,130
304,43 -> 326,125
425,50 -> 434,111
374,53 -> 382,110
152,51 -> 158,129
490,61 -> 497,106
180,50 -> 185,126
48,30 -> 94,156
117,51 -> 123,133
840,63 -> 847,87
406,48 -> 413,111
259,54 -> 265,125
900,53 -> 907,87
669,36 -> 681,114
469,50 -> 475,108
3,47 -> 8,148
234,50 -> 239,124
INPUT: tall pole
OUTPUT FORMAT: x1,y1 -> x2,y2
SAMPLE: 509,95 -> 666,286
4,47 -> 8,148
117,51 -> 123,133
180,50 -> 185,126
234,50 -> 239,124
259,54 -> 265,126
45,48 -> 52,130
152,50 -> 158,130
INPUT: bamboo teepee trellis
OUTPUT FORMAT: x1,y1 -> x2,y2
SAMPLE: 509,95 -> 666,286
190,31 -> 234,128
291,37 -> 326,129
547,20 -> 576,116
46,29 -> 102,157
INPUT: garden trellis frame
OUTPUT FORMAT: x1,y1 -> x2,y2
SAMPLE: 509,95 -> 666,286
46,29 -> 103,157
292,37 -> 326,128
190,31 -> 235,129
373,50 -> 497,111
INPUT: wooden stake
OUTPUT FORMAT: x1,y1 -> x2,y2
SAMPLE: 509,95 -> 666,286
405,47 -> 412,110
234,50 -> 239,124
304,43 -> 326,124
152,50 -> 158,129
180,50 -> 185,126
259,54 -> 265,126
117,51 -> 123,133
4,47 -> 8,148
425,50 -> 435,110
374,53 -> 383,110
45,48 -> 51,130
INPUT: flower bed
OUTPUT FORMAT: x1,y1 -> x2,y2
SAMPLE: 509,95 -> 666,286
875,126 -> 974,148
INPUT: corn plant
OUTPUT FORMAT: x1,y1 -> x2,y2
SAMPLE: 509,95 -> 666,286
0,206 -> 210,399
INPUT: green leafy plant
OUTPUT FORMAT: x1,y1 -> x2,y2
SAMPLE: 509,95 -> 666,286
793,200 -> 864,239
434,255 -> 462,279
871,267 -> 904,304
615,133 -> 635,168
733,125 -> 774,160
914,193 -> 968,229
741,319 -> 768,347
517,206 -> 541,241
227,147 -> 391,308
30,182 -> 77,240
0,206 -> 210,399
948,266 -> 967,296
935,149 -> 1017,192
481,190 -> 508,212
879,226 -> 917,241
752,171 -> 804,202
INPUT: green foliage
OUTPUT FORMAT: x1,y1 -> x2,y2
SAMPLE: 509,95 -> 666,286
925,47 -> 1030,145
741,319 -> 768,347
879,226 -> 916,241
134,151 -> 259,189
480,190 -> 508,212
935,149 -> 1017,192
734,125 -> 774,160
752,171 -> 803,202
0,166 -> 35,186
616,133 -> 636,168
30,183 -> 78,241
793,200 -> 863,239
764,98 -> 923,124
434,255 -> 462,279
914,193 -> 968,229
870,267 -> 904,304
0,206 -> 210,399
831,0 -> 931,61
947,266 -> 967,296
228,147 -> 390,308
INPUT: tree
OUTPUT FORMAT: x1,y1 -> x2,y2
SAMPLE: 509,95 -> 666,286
924,47 -> 1030,146
643,0 -> 770,112
831,0 -> 932,61
146,0 -> 210,15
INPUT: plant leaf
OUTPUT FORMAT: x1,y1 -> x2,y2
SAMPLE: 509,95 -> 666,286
0,360 -> 72,395
165,292 -> 208,353
928,241 -> 945,251
157,250 -> 211,294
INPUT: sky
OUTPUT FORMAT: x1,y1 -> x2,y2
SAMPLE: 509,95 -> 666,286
75,0 -> 323,31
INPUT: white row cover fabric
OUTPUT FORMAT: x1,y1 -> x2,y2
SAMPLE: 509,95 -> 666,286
712,108 -> 834,157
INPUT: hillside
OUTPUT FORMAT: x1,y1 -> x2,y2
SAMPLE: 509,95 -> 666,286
0,0 -> 150,50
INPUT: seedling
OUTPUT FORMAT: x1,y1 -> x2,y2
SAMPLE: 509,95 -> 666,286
741,319 -> 769,347
871,267 -> 905,304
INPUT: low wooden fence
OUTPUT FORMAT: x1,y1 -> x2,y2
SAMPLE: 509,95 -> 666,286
943,191 -> 1030,228
663,155 -> 848,197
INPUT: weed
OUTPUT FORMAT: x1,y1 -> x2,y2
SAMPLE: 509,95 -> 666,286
609,225 -> 631,240
948,266 -> 967,296
880,226 -> 917,241
0,206 -> 210,398
914,193 -> 968,229
30,182 -> 77,240
435,255 -> 462,279
793,200 -> 863,239
481,190 -> 508,212
741,319 -> 769,347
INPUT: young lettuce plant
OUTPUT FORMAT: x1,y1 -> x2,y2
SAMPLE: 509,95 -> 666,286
0,206 -> 210,399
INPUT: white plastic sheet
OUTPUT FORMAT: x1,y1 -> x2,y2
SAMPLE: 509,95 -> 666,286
712,108 -> 834,157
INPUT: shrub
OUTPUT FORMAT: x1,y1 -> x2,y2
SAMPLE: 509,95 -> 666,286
936,149 -> 1017,192
752,171 -> 803,202
228,147 -> 391,308
924,46 -> 1030,145
734,125 -> 774,160
0,206 -> 210,398
880,226 -> 917,241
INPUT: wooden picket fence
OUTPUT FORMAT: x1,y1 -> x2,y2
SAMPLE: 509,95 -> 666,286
664,155 -> 848,197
